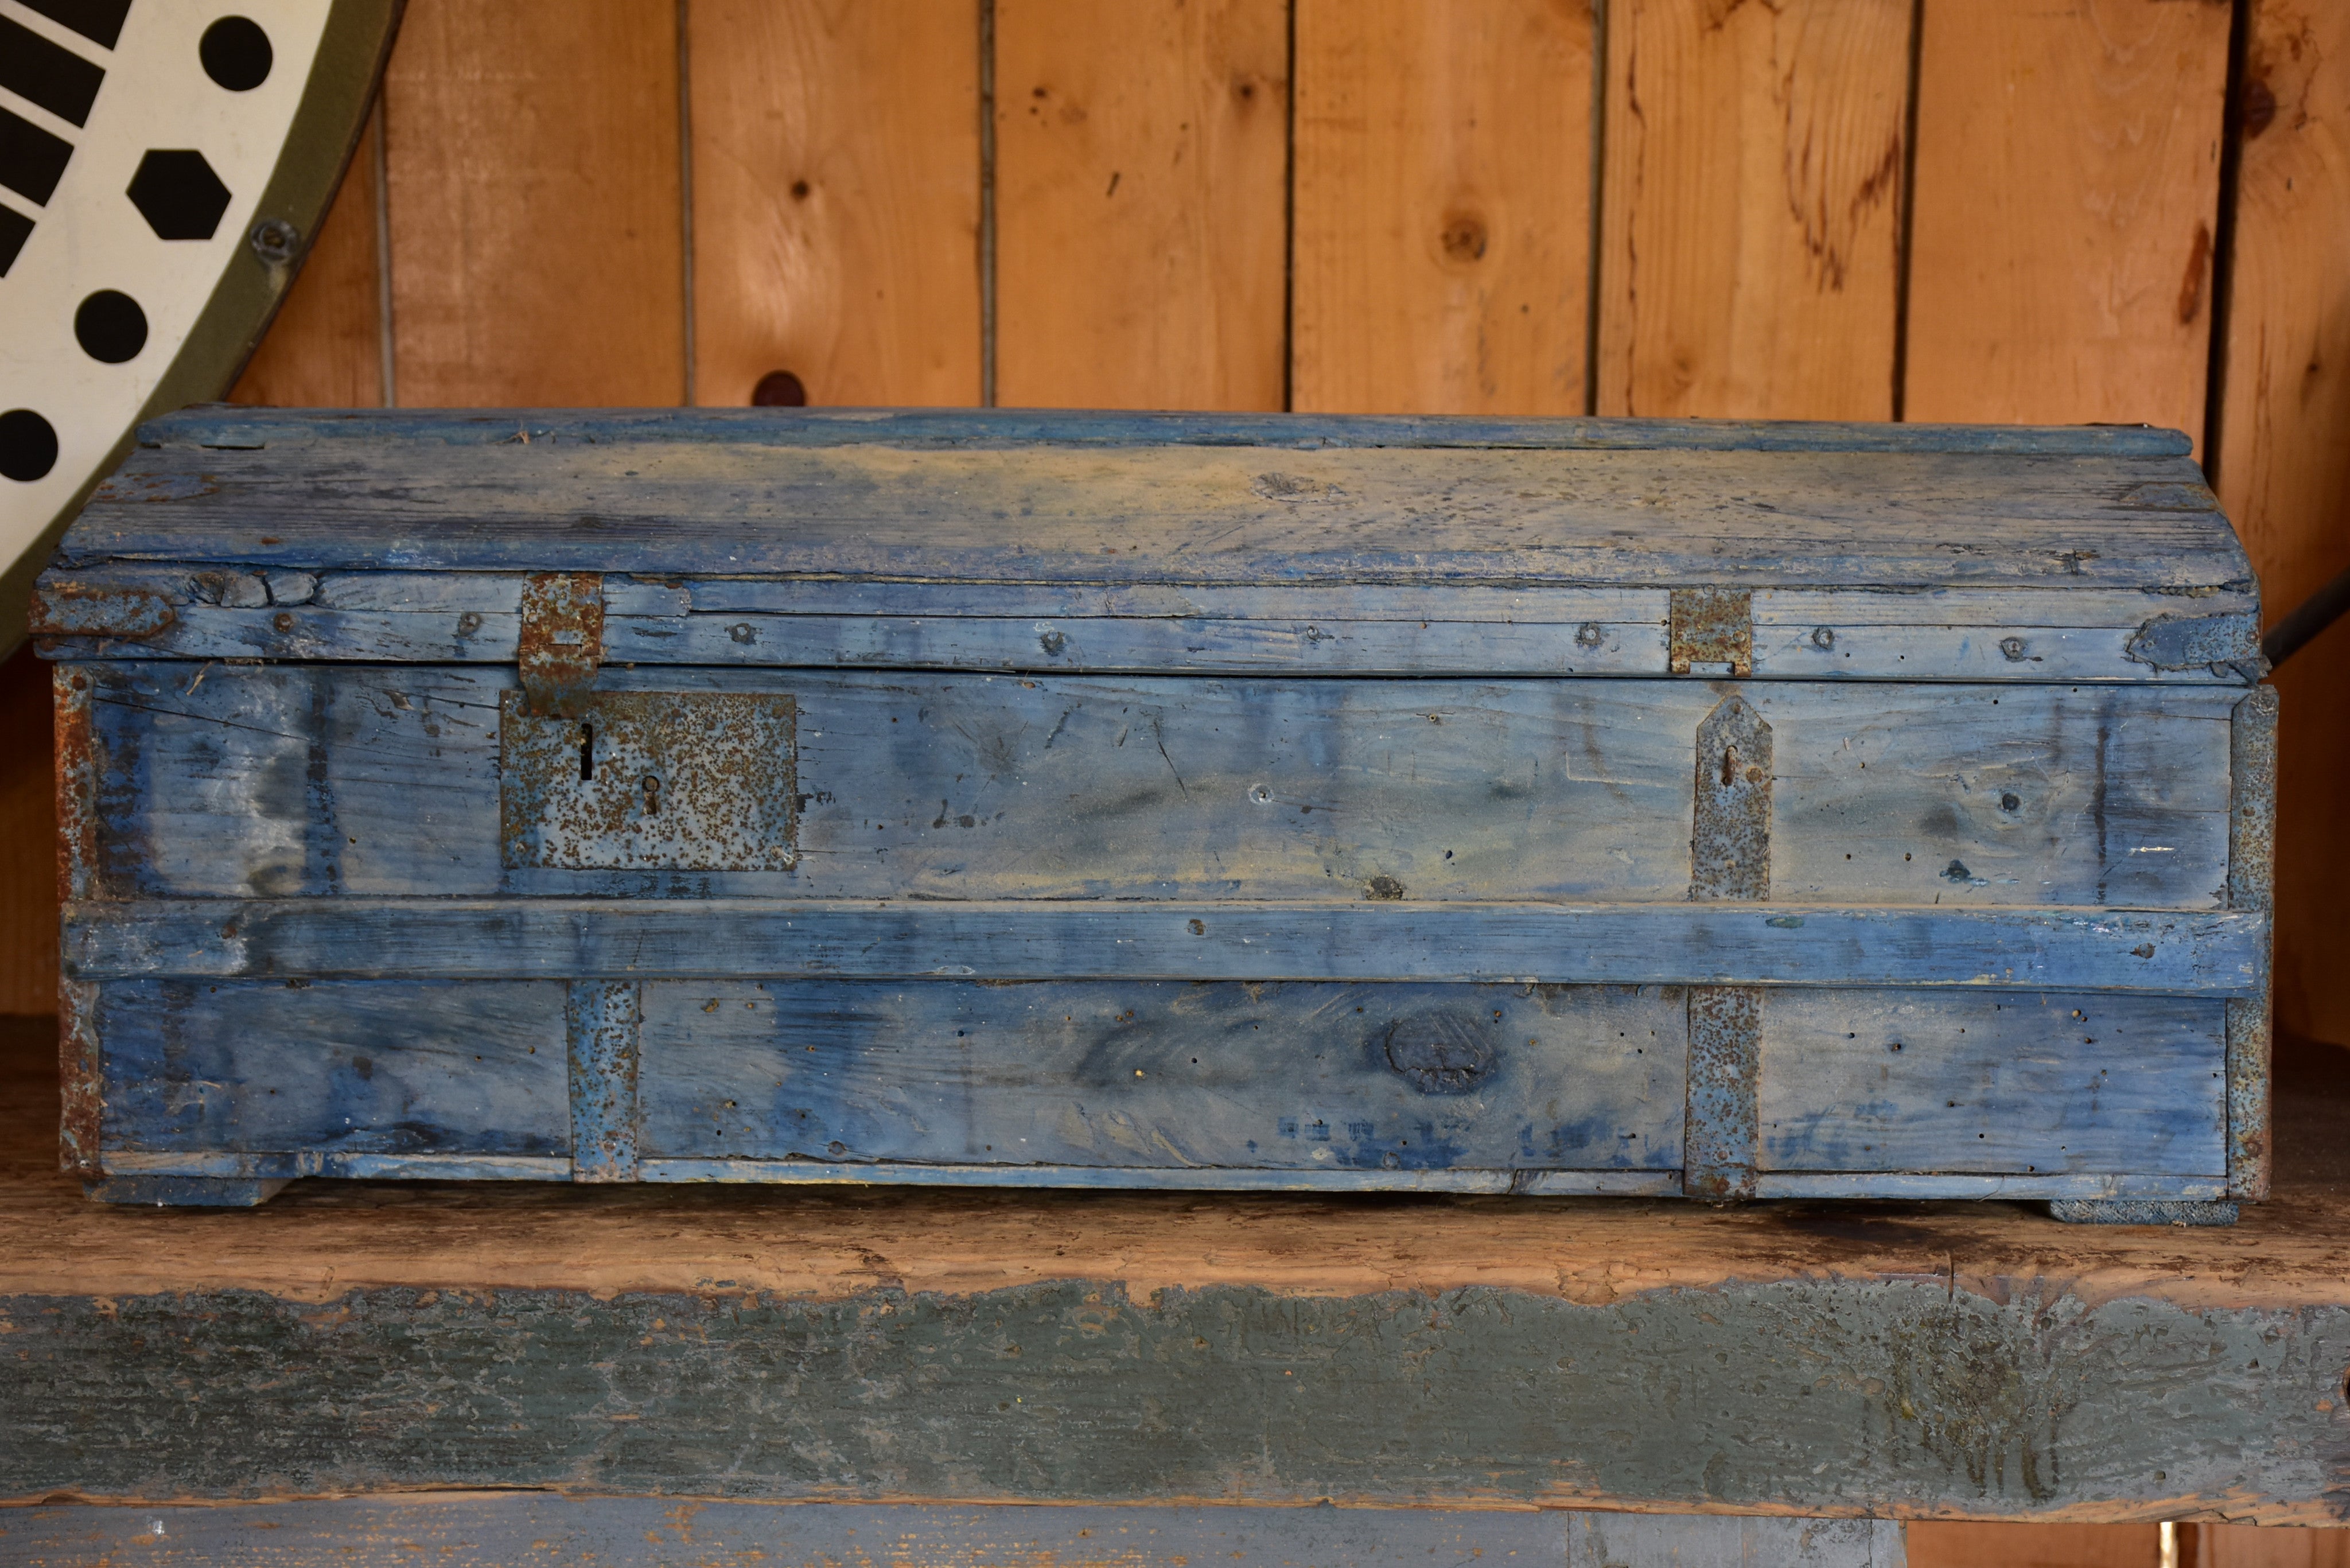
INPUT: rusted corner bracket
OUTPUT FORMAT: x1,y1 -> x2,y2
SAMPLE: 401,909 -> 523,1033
58,979 -> 103,1180
1670,587 -> 1752,676
519,573 -> 605,718
2227,685 -> 2279,1201
28,582 -> 178,641
55,668 -> 103,1178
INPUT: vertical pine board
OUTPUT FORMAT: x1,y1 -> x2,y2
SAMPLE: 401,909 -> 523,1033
687,0 -> 982,409
1907,1522 -> 2162,1568
1596,0 -> 1909,420
2204,1521 -> 2350,1566
994,0 -> 1289,410
1904,0 -> 2231,438
382,0 -> 685,406
229,112 -> 385,407
2213,0 -> 2350,1046
0,645 -> 54,1016
1290,0 -> 1593,416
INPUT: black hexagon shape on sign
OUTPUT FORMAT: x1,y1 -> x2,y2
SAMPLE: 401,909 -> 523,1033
126,150 -> 231,240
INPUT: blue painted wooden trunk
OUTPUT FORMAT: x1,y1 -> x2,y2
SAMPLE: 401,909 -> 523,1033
37,409 -> 2274,1215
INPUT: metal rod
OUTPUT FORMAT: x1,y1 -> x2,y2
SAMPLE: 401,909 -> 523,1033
2262,560 -> 2350,669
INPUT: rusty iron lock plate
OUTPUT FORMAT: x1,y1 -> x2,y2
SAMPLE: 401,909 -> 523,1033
500,691 -> 798,871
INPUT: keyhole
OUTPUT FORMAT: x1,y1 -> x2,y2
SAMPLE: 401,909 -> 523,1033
641,774 -> 660,815
578,723 -> 594,781
1721,745 -> 1738,788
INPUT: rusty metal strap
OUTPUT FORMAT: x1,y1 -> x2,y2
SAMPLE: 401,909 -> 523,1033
519,573 -> 605,718
1686,693 -> 1769,1201
1686,986 -> 1760,1201
2227,686 -> 2279,1200
569,980 -> 641,1182
58,979 -> 103,1180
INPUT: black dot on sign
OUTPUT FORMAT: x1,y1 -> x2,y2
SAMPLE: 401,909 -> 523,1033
0,409 -> 58,482
200,17 -> 273,91
752,370 -> 807,406
127,150 -> 234,240
74,290 -> 147,362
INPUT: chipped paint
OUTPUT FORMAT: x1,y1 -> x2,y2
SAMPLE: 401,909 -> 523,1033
2227,687 -> 2278,1200
518,573 -> 606,719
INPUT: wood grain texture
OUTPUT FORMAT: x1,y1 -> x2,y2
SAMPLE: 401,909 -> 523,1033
63,899 -> 2266,997
0,1499 -> 1613,1568
1757,990 -> 2226,1177
1597,0 -> 1909,419
34,567 -> 2262,683
637,979 -> 1686,1172
98,979 -> 567,1155
380,0 -> 685,404
1290,0 -> 1593,415
1907,1522 -> 2160,1568
1904,0 -> 2231,438
993,0 -> 1288,410
2210,0 -> 2350,1048
6,1017 -> 2350,1518
2204,1523 -> 2350,1566
687,0 -> 981,408
128,405 -> 2202,455
60,437 -> 2251,590
0,646 -> 53,1016
0,1498 -> 1906,1567
228,111 -> 385,408
76,664 -> 2240,911
2213,1 -> 2350,620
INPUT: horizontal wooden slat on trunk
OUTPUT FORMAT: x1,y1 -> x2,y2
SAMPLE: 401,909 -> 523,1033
77,666 -> 2237,908
63,897 -> 2265,993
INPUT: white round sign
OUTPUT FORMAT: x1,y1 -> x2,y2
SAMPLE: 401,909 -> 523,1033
0,0 -> 395,647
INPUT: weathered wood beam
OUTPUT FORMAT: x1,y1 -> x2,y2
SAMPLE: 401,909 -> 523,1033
7,1022 -> 2350,1521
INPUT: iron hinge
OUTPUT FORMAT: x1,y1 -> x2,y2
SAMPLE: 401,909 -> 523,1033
1668,587 -> 1753,676
518,571 -> 605,718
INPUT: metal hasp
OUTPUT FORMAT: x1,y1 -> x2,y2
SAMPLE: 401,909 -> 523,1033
1684,693 -> 1771,1201
501,690 -> 800,871
517,571 -> 605,718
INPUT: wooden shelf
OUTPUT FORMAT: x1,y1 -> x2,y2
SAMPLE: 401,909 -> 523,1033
7,1013 -> 2347,1522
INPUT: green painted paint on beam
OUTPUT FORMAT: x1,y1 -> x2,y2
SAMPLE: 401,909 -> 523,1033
6,1278 -> 2348,1517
